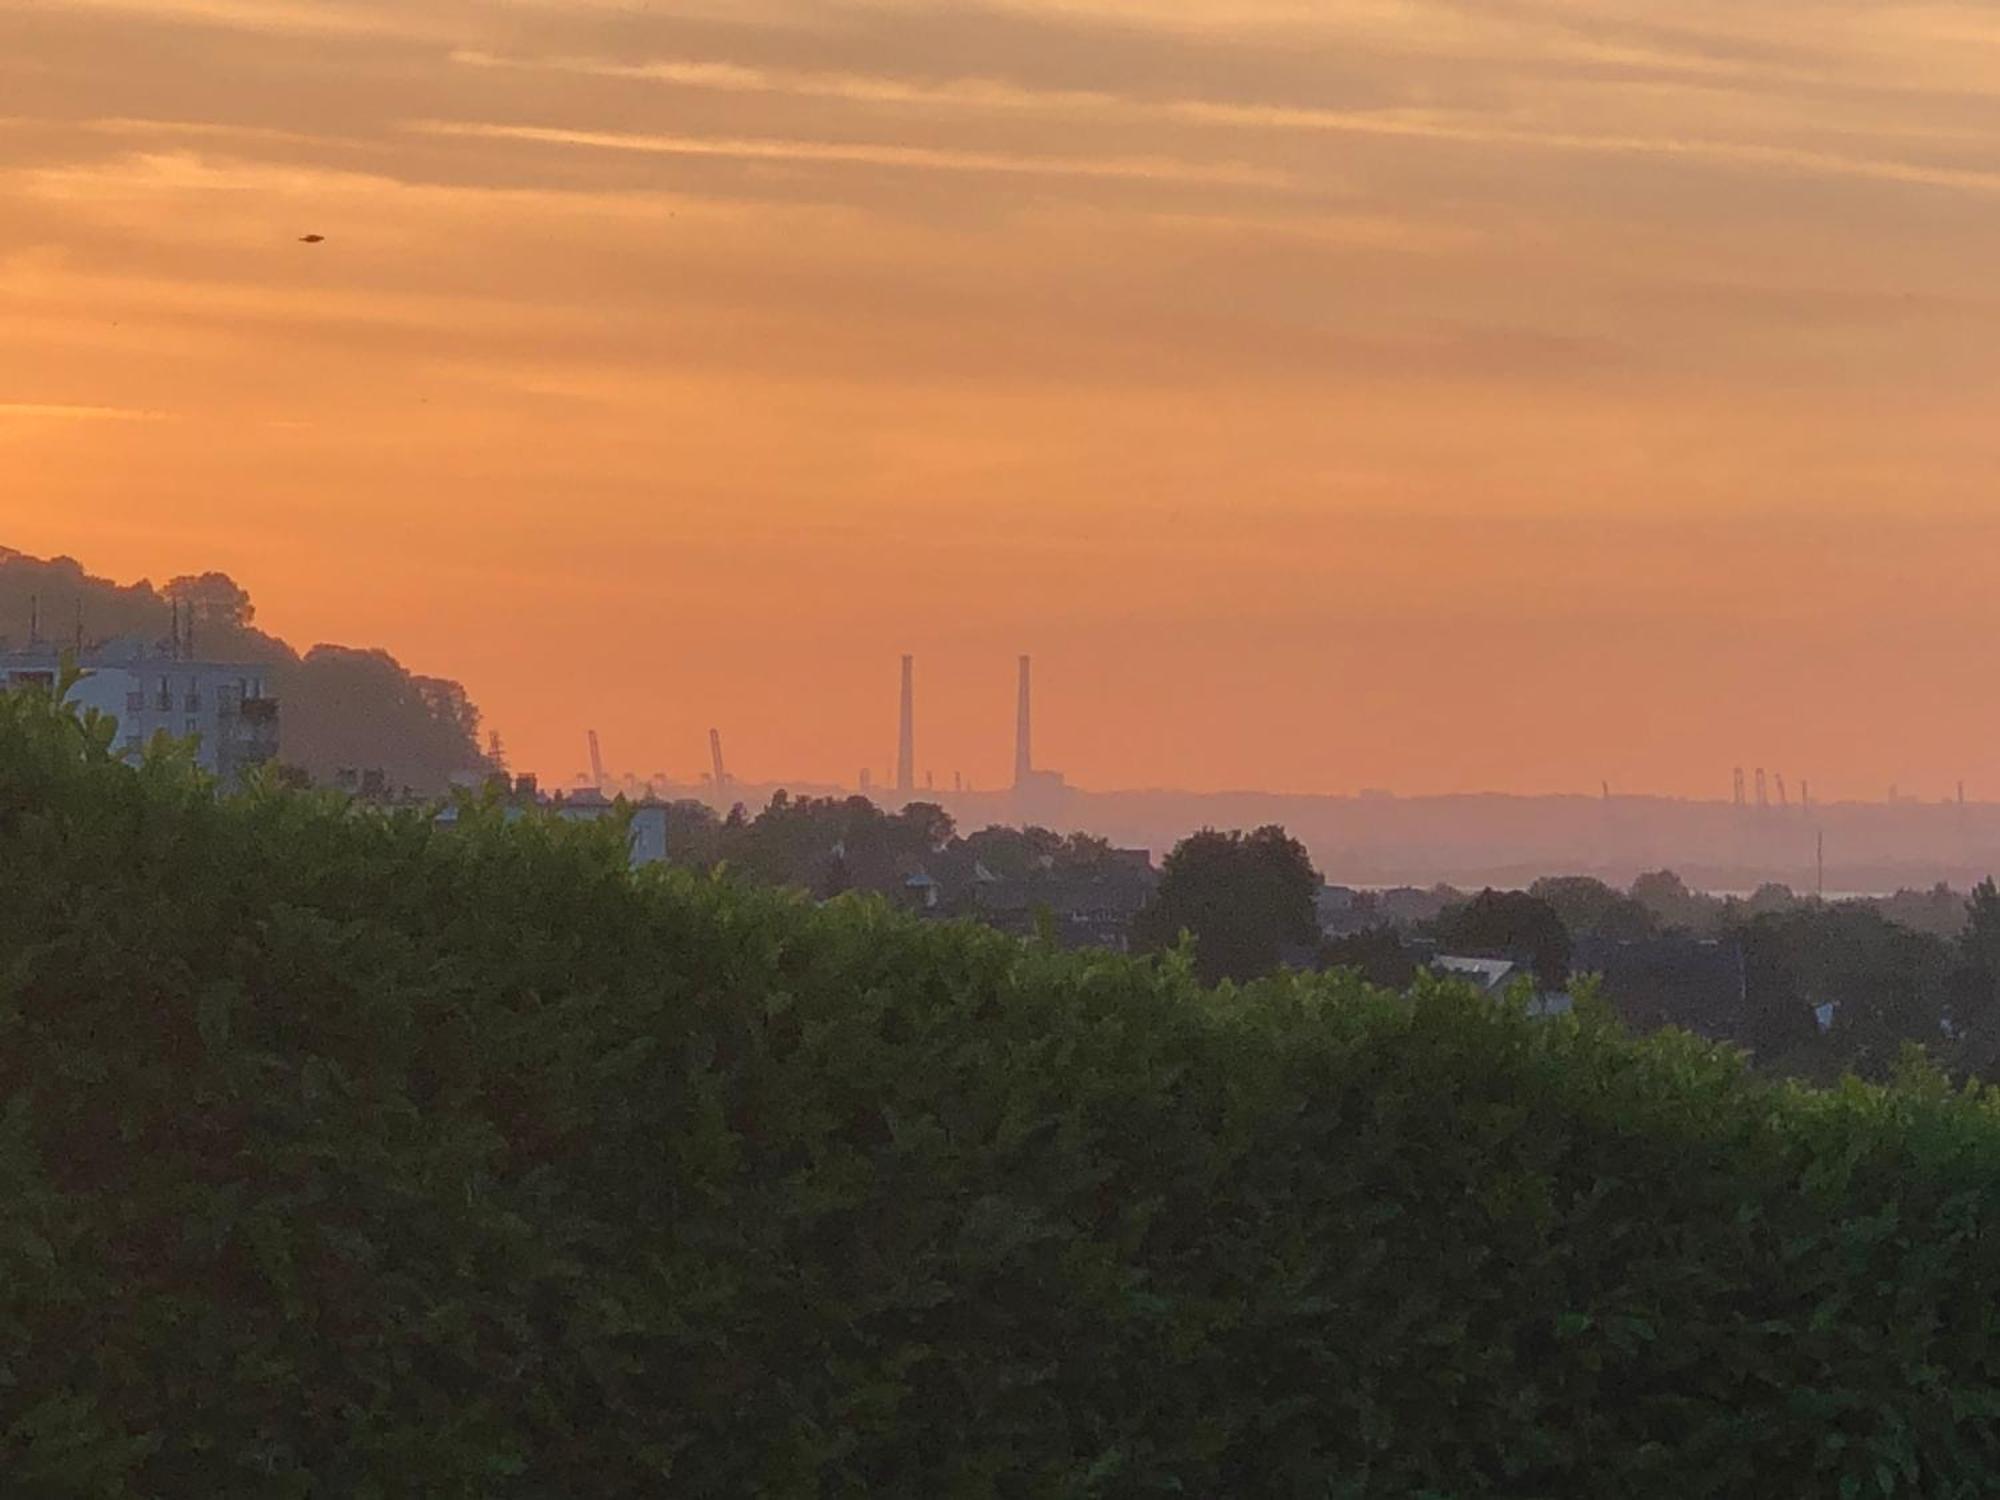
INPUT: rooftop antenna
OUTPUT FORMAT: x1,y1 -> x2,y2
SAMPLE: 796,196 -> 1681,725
27,594 -> 38,646
1014,654 -> 1034,789
896,654 -> 915,795
587,730 -> 606,792
708,728 -> 728,802
73,598 -> 84,654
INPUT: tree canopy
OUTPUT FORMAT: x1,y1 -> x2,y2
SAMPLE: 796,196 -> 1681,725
1131,825 -> 1320,985
12,685 -> 2000,1494
1432,888 -> 1574,989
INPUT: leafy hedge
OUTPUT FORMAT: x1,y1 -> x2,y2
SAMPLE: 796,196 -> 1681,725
8,691 -> 2000,1497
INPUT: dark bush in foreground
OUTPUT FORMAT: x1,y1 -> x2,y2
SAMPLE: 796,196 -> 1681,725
6,691 -> 2000,1497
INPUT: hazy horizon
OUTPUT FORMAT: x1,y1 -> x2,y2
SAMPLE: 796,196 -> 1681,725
9,1 -> 2000,799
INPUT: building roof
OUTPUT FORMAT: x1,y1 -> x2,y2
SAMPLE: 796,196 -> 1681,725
1431,954 -> 1521,993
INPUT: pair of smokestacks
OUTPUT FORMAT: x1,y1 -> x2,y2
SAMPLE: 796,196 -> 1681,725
894,653 -> 1035,794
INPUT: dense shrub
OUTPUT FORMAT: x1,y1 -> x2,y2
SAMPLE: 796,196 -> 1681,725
8,689 -> 2000,1496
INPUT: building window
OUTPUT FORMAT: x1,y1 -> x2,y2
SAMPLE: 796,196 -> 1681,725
126,690 -> 145,713
185,718 -> 200,737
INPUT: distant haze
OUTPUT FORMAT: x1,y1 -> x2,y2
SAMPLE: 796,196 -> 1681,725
7,2 -> 2000,799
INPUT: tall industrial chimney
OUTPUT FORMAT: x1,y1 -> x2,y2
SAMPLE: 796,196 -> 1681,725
896,655 -> 915,794
1014,654 -> 1033,789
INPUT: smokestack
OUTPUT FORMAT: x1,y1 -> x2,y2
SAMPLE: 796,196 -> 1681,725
1014,654 -> 1033,789
896,655 -> 915,794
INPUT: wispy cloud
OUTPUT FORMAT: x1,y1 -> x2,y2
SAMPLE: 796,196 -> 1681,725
449,48 -> 2000,198
0,402 -> 170,420
407,120 -> 1296,190
451,49 -> 1128,116
5,0 -> 450,41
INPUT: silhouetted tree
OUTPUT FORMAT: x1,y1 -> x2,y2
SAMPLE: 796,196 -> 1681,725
1530,875 -> 1658,945
1320,924 -> 1419,989
1951,878 -> 2000,1073
1132,825 -> 1319,985
1739,919 -> 1818,1065
164,571 -> 255,628
284,646 -> 489,791
1629,870 -> 1720,935
1432,889 -> 1573,989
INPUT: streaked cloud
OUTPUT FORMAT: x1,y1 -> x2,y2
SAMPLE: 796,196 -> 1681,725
407,120 -> 1297,190
0,402 -> 170,420
447,46 -> 2000,199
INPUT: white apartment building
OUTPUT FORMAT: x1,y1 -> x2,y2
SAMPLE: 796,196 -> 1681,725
2,638 -> 281,785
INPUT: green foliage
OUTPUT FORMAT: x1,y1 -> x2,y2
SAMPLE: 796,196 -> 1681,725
1132,825 -> 1320,984
13,690 -> 2000,1495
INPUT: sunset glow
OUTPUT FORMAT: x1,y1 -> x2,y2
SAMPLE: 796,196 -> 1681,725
7,0 -> 2000,798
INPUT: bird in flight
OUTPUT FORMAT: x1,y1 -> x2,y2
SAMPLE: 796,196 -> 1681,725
298,234 -> 325,244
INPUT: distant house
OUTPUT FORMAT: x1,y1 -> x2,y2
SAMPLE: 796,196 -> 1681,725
1430,954 -> 1574,1018
1573,935 -> 1746,1041
972,853 -> 1158,951
434,782 -> 668,869
903,869 -> 942,911
1314,883 -> 1365,936
554,787 -> 669,867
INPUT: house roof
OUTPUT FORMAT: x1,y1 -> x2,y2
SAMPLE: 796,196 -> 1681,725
1431,955 -> 1520,993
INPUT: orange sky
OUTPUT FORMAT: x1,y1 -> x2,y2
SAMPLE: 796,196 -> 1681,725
6,0 -> 2000,799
